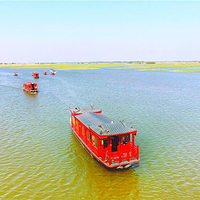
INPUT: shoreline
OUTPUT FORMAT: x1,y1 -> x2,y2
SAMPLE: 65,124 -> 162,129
1,62 -> 200,72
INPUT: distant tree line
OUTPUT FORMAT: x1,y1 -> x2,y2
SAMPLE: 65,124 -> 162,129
146,62 -> 156,64
128,61 -> 145,64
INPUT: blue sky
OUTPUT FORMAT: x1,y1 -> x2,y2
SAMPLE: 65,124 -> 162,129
0,1 -> 200,63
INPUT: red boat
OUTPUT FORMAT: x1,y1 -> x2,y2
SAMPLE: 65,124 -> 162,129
70,106 -> 139,169
50,69 -> 56,75
14,72 -> 18,76
23,82 -> 38,94
43,71 -> 47,75
32,71 -> 39,79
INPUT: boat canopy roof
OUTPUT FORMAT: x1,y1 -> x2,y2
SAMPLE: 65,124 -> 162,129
76,112 -> 134,136
71,106 -> 101,114
24,82 -> 37,85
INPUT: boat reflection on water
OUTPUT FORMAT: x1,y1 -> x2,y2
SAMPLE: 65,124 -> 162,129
23,91 -> 39,99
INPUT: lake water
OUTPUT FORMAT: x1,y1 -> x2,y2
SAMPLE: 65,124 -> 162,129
0,67 -> 199,199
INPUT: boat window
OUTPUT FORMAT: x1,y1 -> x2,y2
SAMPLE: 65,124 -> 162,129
95,138 -> 98,148
87,131 -> 90,141
123,136 -> 128,144
72,116 -> 75,125
92,135 -> 95,146
92,135 -> 98,148
82,126 -> 85,136
76,120 -> 79,130
111,136 -> 119,152
103,139 -> 108,148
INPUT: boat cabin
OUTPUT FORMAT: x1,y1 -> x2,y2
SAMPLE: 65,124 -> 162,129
50,69 -> 56,75
32,71 -> 39,79
23,82 -> 38,94
70,106 -> 139,169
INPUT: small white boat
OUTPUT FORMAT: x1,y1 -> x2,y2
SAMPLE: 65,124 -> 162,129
50,69 -> 56,75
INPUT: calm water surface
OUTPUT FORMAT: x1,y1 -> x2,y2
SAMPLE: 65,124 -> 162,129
0,68 -> 199,199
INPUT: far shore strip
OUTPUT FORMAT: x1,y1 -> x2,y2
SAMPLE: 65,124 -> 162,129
1,62 -> 200,72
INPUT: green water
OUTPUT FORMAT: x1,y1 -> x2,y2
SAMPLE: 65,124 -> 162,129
0,68 -> 199,199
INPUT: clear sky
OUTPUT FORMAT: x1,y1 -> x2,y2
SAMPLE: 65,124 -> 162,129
0,1 -> 200,63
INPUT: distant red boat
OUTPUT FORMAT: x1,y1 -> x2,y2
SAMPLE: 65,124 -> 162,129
70,106 -> 139,169
43,71 -> 47,75
23,82 -> 38,94
50,69 -> 56,75
14,72 -> 18,76
32,71 -> 39,79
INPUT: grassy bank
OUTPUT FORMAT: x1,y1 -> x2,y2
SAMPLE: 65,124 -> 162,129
0,63 -> 132,70
139,68 -> 169,71
122,62 -> 200,69
173,69 -> 200,73
0,62 -> 200,71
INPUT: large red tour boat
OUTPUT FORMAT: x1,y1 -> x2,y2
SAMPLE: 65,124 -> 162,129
14,72 -> 18,76
23,82 -> 38,94
32,71 -> 39,79
43,71 -> 47,75
70,106 -> 139,169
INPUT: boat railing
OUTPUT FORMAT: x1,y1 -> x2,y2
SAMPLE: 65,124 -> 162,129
102,143 -> 139,165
